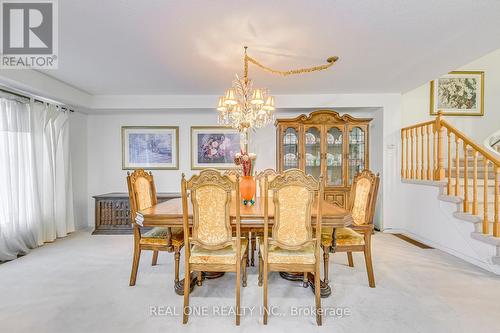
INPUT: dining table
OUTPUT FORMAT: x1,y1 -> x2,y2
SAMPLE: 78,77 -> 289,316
137,196 -> 353,298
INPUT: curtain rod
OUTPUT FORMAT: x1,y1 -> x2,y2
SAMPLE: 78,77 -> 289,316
0,86 -> 75,112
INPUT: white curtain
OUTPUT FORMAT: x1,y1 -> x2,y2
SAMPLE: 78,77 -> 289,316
0,98 -> 74,261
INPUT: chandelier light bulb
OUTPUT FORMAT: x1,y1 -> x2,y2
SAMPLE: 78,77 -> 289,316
232,104 -> 241,116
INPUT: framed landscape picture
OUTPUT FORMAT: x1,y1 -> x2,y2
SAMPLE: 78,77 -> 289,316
430,71 -> 484,116
122,126 -> 179,170
191,126 -> 241,169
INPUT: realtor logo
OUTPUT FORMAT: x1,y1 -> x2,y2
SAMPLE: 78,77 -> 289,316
1,0 -> 58,68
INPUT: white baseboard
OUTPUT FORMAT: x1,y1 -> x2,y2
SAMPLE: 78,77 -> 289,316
383,228 -> 499,275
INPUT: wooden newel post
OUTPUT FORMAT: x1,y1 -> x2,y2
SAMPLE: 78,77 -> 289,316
434,112 -> 445,180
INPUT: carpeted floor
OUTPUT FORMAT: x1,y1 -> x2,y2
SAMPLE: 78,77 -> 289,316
0,231 -> 499,333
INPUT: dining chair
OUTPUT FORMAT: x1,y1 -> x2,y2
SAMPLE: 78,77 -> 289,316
223,168 -> 242,182
126,169 -> 184,286
181,169 -> 248,325
256,168 -> 278,198
222,168 -> 251,267
258,168 -> 323,326
250,169 -> 278,266
321,170 -> 380,288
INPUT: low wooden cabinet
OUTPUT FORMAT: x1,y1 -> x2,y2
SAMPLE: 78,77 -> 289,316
276,110 -> 371,208
92,192 -> 180,234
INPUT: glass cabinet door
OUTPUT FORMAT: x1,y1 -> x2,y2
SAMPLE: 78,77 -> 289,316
305,127 -> 321,180
348,126 -> 366,184
326,127 -> 344,186
283,127 -> 299,170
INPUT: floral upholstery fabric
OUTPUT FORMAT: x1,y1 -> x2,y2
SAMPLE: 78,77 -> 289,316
258,238 -> 315,264
352,178 -> 371,225
274,185 -> 311,247
189,238 -> 248,265
321,227 -> 334,247
135,177 -> 153,210
140,227 -> 184,247
193,185 -> 231,246
321,227 -> 365,247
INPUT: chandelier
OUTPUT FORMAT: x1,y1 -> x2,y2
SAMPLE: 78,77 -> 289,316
217,47 -> 338,134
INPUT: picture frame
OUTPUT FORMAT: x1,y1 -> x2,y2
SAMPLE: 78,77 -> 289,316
121,126 -> 179,170
190,126 -> 242,170
430,71 -> 484,116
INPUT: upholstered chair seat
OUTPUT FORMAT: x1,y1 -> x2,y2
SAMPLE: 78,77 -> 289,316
322,227 -> 365,247
140,227 -> 184,247
258,238 -> 315,264
190,238 -> 248,265
321,227 -> 365,247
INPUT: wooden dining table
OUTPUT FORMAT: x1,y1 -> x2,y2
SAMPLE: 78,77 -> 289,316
137,196 -> 353,298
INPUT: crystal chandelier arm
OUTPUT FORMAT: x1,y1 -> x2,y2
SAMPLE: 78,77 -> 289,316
244,50 -> 339,77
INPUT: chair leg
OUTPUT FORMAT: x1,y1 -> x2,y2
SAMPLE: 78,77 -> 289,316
347,252 -> 354,267
245,233 -> 249,267
129,245 -> 141,286
236,259 -> 241,326
258,251 -> 263,287
315,265 -> 322,326
152,250 -> 158,266
182,263 -> 190,324
251,236 -> 256,266
303,272 -> 308,288
323,245 -> 330,284
364,246 -> 376,288
174,247 -> 181,283
197,271 -> 203,286
263,261 -> 268,325
242,256 -> 248,287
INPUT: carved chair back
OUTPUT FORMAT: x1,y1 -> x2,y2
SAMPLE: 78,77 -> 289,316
223,169 -> 242,183
347,170 -> 380,226
256,169 -> 278,198
183,169 -> 239,250
265,168 -> 321,250
127,169 -> 158,221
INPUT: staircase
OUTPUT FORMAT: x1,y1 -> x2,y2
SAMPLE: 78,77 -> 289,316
401,114 -> 500,270
446,152 -> 499,245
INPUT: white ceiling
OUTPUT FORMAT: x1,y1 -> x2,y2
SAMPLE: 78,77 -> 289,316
41,0 -> 500,95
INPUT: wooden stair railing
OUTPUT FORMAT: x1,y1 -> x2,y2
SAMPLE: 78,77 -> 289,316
401,112 -> 500,238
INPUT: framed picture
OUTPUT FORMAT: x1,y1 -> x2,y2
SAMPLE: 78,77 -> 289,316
191,126 -> 242,169
430,71 -> 484,116
122,126 -> 179,170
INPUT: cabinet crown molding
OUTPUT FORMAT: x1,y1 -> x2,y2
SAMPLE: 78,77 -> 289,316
274,109 -> 373,126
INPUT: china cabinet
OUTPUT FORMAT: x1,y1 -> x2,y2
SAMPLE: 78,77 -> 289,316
276,110 -> 371,208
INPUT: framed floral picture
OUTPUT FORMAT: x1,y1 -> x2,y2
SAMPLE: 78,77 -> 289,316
191,126 -> 242,169
122,126 -> 179,170
430,71 -> 484,116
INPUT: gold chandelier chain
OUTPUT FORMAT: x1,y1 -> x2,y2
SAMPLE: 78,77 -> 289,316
244,54 -> 338,77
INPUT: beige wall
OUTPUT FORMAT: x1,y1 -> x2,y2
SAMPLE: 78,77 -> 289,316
402,48 -> 500,143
